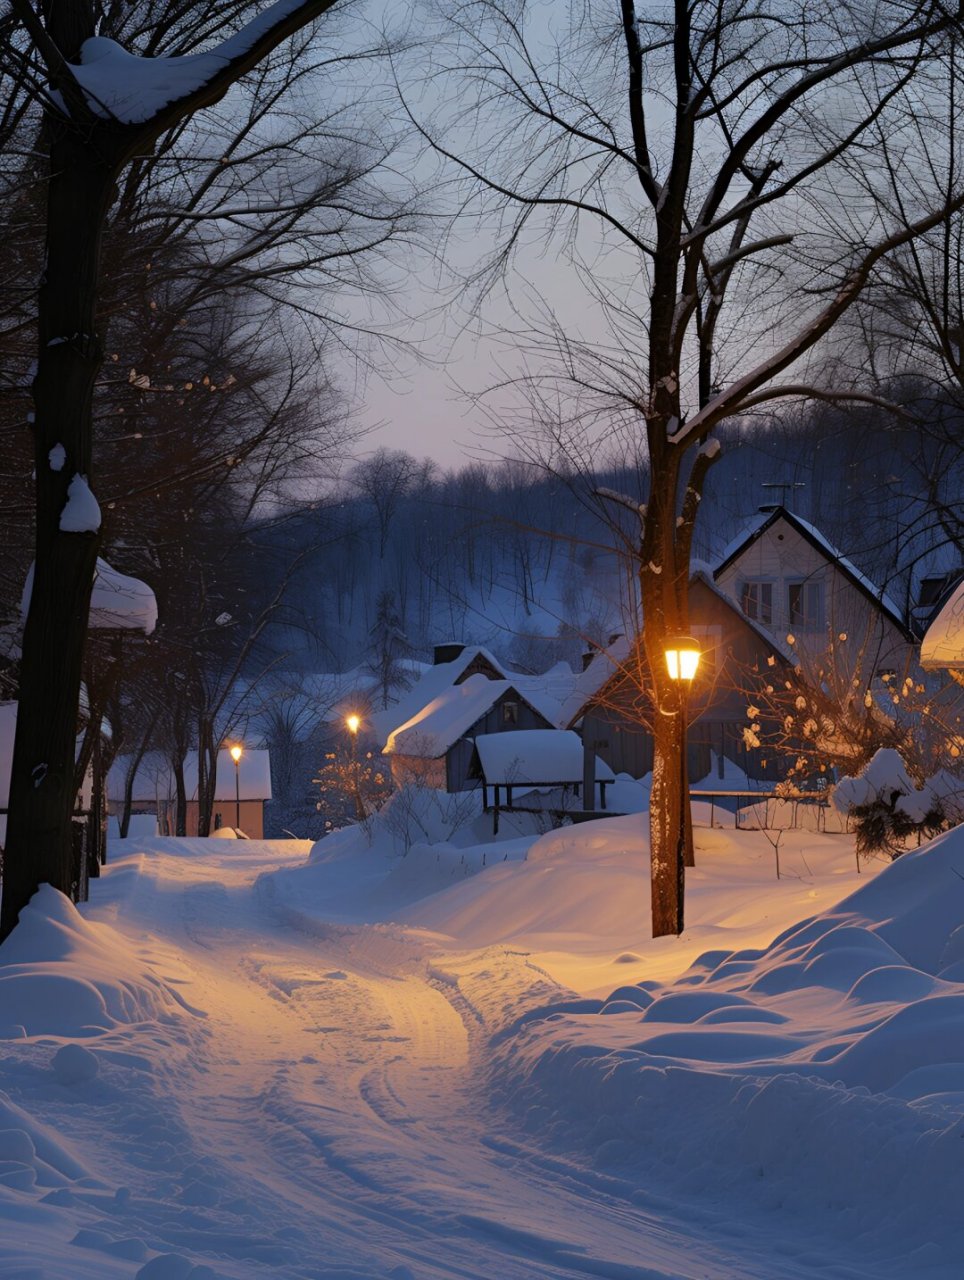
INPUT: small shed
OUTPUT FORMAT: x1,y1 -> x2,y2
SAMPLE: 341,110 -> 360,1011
384,674 -> 555,791
473,729 -> 615,827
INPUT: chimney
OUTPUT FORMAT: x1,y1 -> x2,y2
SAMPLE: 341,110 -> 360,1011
433,643 -> 465,665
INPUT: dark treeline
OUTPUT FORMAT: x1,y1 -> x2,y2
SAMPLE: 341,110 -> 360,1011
256,391 -> 964,678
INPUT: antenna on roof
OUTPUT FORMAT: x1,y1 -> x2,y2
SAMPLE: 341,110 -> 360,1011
761,482 -> 805,506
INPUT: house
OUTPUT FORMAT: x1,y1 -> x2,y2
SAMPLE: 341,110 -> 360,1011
921,574 -> 964,681
713,505 -> 916,679
571,572 -> 796,782
384,673 -> 555,790
108,748 -> 272,838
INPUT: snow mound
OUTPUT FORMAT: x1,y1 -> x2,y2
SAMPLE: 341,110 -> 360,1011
488,823 -> 964,1263
0,886 -> 192,1036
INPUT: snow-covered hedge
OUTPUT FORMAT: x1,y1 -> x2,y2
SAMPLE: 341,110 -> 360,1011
831,748 -> 964,859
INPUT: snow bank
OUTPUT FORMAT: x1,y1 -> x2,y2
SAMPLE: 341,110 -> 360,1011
261,786 -> 546,926
0,885 -> 193,1036
485,823 -> 964,1266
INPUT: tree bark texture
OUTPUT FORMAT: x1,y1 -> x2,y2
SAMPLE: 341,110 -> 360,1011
0,128 -> 119,939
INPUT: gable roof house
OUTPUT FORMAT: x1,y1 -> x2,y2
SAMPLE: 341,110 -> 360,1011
713,506 -> 916,683
571,572 -> 796,783
384,673 -> 555,791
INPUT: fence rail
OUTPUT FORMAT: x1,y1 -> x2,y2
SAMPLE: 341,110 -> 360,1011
689,789 -> 849,833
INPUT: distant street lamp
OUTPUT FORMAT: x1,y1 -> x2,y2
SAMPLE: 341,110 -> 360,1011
345,714 -> 366,821
229,744 -> 243,830
665,636 -> 702,879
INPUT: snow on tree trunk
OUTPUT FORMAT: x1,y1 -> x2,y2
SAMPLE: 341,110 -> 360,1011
0,125 -> 118,939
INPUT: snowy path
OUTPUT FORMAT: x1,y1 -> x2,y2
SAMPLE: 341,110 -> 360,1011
2,841 -> 884,1279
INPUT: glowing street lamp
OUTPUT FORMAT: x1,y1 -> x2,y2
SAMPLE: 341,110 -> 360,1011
345,714 -> 366,821
229,743 -> 243,830
664,636 -> 702,683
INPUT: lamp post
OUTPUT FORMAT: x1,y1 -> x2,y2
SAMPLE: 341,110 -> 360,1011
664,636 -> 702,879
229,744 -> 243,831
345,715 -> 366,820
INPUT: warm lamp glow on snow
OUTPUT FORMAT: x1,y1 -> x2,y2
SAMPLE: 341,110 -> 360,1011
664,636 -> 701,681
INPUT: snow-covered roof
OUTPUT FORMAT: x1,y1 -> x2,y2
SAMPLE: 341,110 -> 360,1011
475,730 -> 615,785
108,748 -> 272,804
713,507 -> 912,639
921,578 -> 964,670
503,661 -> 575,728
559,635 -> 633,727
371,646 -> 508,747
22,557 -> 157,635
386,675 -> 539,759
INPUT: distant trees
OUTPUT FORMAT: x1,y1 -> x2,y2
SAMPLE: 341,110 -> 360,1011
366,589 -> 415,709
409,0 -> 964,935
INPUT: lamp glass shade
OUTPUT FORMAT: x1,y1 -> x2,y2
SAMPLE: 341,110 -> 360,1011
346,715 -> 360,734
229,745 -> 243,763
665,636 -> 701,682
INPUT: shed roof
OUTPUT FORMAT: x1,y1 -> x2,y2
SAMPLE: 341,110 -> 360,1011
385,674 -> 548,759
22,557 -> 158,635
475,729 -> 615,785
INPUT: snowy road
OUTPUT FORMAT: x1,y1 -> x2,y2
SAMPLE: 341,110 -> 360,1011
1,840 -> 891,1279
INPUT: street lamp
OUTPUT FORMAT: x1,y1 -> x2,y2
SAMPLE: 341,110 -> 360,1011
229,743 -> 243,830
665,636 -> 701,875
664,636 -> 702,682
345,714 -> 366,820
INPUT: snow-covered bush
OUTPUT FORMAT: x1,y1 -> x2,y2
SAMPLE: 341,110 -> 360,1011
379,782 -> 480,853
831,748 -> 958,860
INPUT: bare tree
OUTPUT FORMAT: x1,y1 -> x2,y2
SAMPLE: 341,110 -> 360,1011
410,0 -> 964,935
0,0 -> 385,940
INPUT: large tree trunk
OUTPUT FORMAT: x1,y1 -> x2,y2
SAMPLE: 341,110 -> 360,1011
639,440 -> 696,938
0,124 -> 118,940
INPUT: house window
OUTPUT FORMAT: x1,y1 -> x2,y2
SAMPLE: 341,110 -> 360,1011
502,701 -> 519,725
740,581 -> 774,624
787,580 -> 823,630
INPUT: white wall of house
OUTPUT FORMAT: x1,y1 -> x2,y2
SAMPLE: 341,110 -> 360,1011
715,515 -> 914,677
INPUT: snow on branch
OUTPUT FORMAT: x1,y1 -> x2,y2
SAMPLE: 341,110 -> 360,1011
28,0 -> 340,129
594,487 -> 647,520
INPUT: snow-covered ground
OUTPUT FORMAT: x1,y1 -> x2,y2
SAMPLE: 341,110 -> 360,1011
2,799 -> 963,1278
